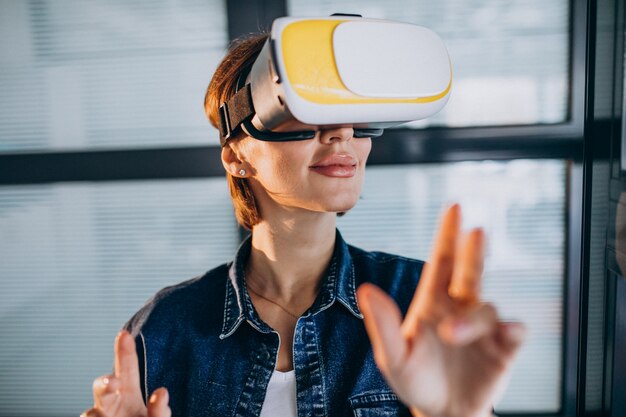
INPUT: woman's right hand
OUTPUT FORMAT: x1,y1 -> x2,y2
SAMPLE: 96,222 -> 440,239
81,330 -> 171,417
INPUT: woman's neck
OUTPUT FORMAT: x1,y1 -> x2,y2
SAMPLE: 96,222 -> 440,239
247,211 -> 337,306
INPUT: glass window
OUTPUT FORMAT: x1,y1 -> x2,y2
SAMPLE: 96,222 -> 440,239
338,160 -> 565,413
0,161 -> 566,415
0,0 -> 228,153
0,178 -> 239,415
287,0 -> 569,128
0,2 -> 570,414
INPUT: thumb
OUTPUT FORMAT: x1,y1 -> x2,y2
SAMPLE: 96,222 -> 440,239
357,283 -> 407,374
148,387 -> 171,417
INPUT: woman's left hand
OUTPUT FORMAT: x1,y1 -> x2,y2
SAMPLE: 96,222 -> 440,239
356,204 -> 526,417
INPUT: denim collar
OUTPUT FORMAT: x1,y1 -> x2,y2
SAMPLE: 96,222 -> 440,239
219,229 -> 363,339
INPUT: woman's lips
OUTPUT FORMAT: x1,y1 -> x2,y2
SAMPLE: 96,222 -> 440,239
310,165 -> 357,178
310,154 -> 357,178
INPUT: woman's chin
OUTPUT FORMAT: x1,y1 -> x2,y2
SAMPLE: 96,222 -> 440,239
318,198 -> 359,214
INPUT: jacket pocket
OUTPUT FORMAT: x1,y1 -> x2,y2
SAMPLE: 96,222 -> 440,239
349,392 -> 405,417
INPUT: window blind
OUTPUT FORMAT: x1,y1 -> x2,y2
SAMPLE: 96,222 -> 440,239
0,178 -> 239,416
0,161 -> 566,415
338,160 -> 565,413
0,0 -> 227,153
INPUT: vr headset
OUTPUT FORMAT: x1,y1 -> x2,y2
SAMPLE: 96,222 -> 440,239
218,14 -> 452,146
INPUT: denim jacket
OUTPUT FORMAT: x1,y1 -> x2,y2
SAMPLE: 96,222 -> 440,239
123,229 -> 424,417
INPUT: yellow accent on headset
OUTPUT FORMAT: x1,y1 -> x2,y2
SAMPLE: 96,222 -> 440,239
281,19 -> 452,104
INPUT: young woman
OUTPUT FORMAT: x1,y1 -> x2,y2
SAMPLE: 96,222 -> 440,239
81,33 -> 526,417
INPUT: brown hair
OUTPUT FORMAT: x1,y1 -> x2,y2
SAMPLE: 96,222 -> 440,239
204,33 -> 269,230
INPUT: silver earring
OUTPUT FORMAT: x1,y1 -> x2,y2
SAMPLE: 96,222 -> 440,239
238,169 -> 246,176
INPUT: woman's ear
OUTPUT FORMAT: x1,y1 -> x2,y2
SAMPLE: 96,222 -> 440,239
221,142 -> 252,178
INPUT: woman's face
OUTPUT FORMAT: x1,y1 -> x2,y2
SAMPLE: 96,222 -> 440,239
227,123 -> 372,215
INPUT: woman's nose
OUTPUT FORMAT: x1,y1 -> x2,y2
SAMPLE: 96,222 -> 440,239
319,127 -> 354,144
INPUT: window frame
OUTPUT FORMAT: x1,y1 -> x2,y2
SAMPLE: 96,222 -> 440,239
0,0 -> 589,416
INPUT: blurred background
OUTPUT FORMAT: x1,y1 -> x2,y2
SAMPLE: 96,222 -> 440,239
0,0 -> 623,416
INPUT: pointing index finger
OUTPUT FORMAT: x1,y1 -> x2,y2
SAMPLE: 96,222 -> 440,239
448,228 -> 486,305
403,204 -> 461,328
421,204 -> 462,296
114,330 -> 142,391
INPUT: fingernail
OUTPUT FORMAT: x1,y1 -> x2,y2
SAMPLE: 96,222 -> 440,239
102,377 -> 109,385
150,393 -> 158,404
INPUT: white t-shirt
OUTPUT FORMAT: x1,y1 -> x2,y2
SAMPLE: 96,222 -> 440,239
259,369 -> 297,417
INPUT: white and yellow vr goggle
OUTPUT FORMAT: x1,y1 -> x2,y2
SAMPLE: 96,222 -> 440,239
218,14 -> 452,145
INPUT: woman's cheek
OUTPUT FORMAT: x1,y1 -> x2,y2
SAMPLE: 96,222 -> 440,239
266,155 -> 302,192
359,138 -> 373,160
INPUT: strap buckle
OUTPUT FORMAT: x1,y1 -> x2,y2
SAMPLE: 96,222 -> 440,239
218,102 -> 232,140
